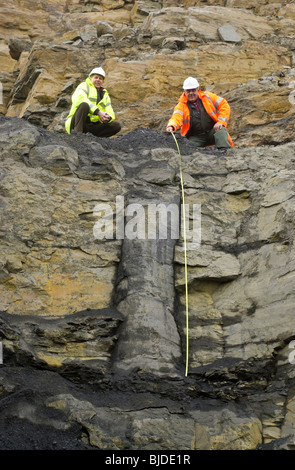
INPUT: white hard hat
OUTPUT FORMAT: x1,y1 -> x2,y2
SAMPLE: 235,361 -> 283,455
183,77 -> 199,89
89,67 -> 106,77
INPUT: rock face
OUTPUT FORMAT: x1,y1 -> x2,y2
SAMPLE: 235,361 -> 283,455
0,116 -> 295,450
1,0 -> 295,147
1,0 -> 295,451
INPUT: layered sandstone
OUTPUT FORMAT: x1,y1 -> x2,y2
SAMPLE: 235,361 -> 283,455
0,116 -> 294,449
1,0 -> 295,147
0,0 -> 295,452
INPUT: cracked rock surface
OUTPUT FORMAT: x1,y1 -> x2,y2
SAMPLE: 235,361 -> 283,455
0,116 -> 295,450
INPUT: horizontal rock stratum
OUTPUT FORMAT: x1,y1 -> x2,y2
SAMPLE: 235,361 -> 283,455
0,116 -> 294,450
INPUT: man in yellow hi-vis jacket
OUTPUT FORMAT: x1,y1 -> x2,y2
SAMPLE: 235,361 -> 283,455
65,67 -> 121,138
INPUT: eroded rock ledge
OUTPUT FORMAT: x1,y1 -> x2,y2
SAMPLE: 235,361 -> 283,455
0,116 -> 294,450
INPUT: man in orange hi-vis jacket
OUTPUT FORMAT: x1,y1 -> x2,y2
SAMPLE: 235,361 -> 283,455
166,77 -> 233,148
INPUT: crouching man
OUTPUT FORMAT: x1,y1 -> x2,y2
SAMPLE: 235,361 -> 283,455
166,77 -> 233,148
65,67 -> 121,138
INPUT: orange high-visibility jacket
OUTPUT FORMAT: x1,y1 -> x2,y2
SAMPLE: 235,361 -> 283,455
167,90 -> 233,146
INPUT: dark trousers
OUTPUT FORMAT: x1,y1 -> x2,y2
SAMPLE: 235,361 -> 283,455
70,102 -> 121,138
187,127 -> 231,148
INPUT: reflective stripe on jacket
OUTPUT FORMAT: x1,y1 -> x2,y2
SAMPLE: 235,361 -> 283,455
167,90 -> 233,146
65,77 -> 115,134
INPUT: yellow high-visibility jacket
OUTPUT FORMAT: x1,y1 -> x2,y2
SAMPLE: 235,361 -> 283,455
167,90 -> 233,146
65,77 -> 115,134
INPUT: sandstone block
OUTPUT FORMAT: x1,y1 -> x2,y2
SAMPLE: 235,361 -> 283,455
29,144 -> 79,175
218,24 -> 242,43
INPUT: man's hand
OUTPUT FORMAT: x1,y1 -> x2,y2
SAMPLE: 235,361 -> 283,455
166,126 -> 175,133
99,111 -> 111,123
214,122 -> 223,132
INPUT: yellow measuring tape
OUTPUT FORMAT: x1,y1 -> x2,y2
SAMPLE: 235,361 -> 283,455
171,132 -> 189,377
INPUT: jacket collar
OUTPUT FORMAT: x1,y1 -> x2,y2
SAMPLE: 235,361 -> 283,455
179,92 -> 188,103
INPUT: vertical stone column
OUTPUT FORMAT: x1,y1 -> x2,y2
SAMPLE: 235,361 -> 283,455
113,192 -> 182,377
